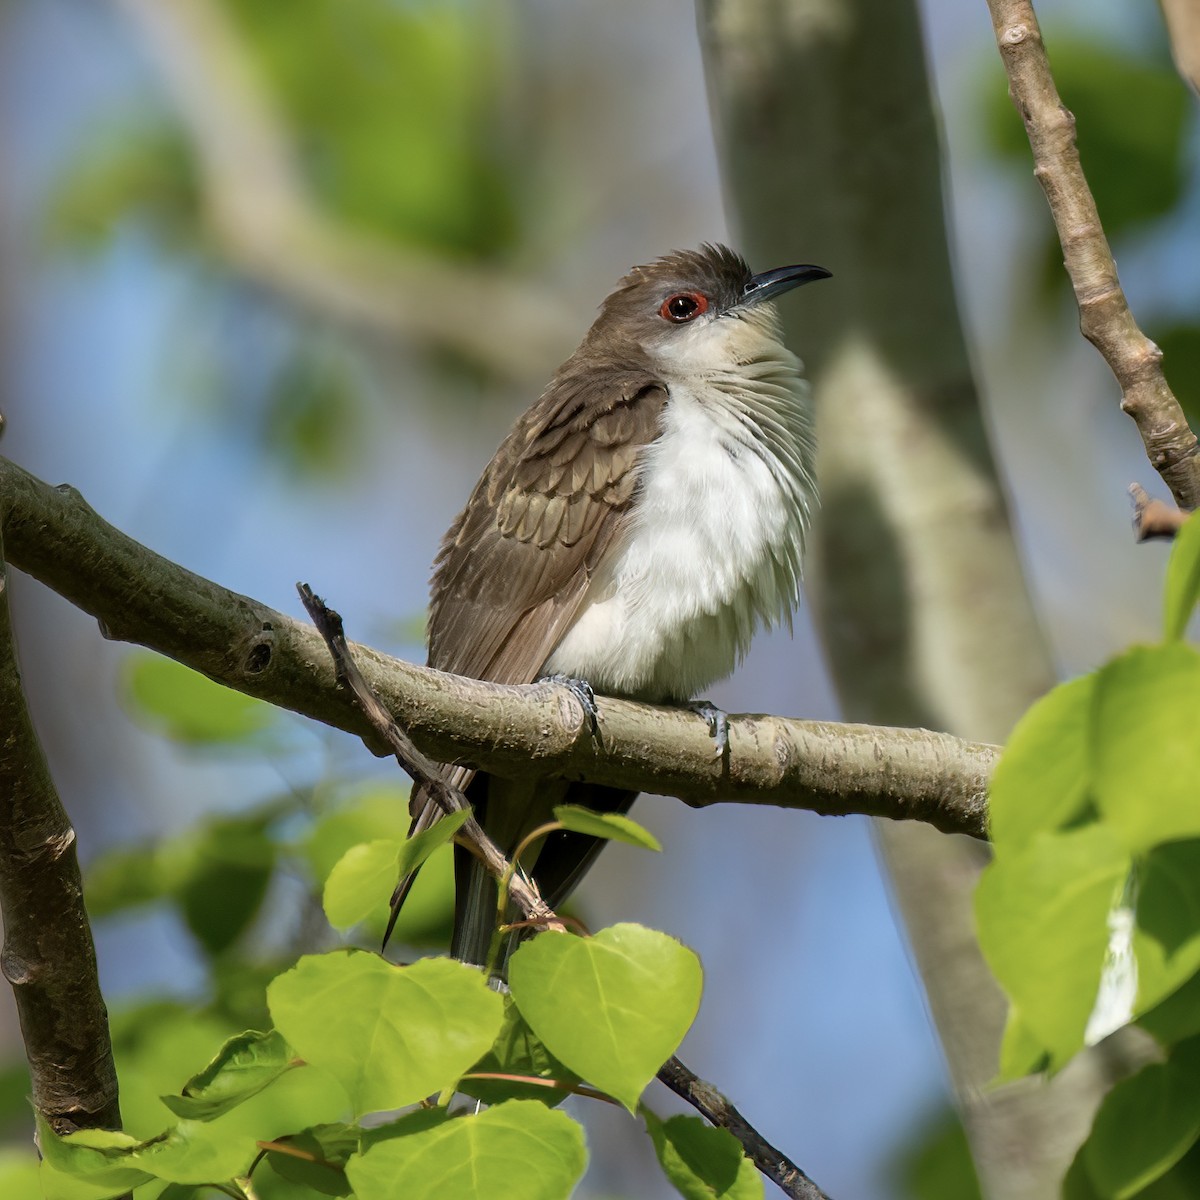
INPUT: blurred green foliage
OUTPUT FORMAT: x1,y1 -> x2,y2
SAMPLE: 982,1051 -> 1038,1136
984,39 -> 1190,241
46,0 -> 528,480
223,0 -> 519,258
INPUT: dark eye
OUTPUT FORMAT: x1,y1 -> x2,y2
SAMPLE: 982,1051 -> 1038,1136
659,292 -> 709,322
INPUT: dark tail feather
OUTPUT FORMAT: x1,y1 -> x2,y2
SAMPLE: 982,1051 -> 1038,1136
450,781 -> 639,972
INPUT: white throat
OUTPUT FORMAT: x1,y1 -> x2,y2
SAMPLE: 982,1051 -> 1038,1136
543,309 -> 816,702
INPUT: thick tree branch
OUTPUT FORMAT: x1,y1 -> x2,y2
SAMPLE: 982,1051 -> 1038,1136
0,455 -> 993,839
0,533 -> 121,1137
987,0 -> 1200,511
107,0 -> 576,379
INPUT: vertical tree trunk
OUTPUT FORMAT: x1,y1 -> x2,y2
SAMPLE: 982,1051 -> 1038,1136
698,2 -> 1121,1194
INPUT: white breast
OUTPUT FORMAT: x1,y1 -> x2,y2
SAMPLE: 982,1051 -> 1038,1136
543,345 -> 815,702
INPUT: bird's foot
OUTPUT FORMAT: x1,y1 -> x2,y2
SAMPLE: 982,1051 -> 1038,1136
539,673 -> 601,738
688,699 -> 729,760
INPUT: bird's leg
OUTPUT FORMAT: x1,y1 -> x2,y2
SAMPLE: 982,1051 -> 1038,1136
538,673 -> 601,738
687,699 -> 730,759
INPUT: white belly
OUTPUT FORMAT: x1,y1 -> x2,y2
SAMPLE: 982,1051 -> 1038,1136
543,386 -> 811,702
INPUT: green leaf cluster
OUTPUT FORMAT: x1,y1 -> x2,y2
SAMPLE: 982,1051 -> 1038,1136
37,924 -> 715,1199
20,651 -> 748,1198
977,516 -> 1200,1195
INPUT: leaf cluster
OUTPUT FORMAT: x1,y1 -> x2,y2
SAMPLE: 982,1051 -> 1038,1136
977,516 -> 1200,1197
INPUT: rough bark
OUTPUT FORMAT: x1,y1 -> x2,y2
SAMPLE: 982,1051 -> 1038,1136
0,455 -> 994,838
0,535 -> 121,1136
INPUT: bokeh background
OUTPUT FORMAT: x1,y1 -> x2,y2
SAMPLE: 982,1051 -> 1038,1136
0,1 -> 1197,1196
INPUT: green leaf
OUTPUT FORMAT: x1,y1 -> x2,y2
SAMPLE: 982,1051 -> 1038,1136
298,786 -> 410,884
346,1100 -> 586,1200
173,819 -> 277,957
1092,645 -> 1200,851
889,1104 -> 983,1200
323,810 -> 469,932
996,1007 -> 1050,1082
1139,968 -> 1200,1046
36,1119 -> 153,1196
262,1123 -> 357,1197
1134,842 -> 1200,1019
1082,1037 -> 1200,1198
122,654 -> 276,746
1164,514 -> 1200,640
644,1112 -> 763,1200
508,923 -> 703,1112
987,674 -> 1094,855
459,996 -> 580,1108
160,1029 -> 296,1120
267,950 -> 504,1114
323,840 -> 403,932
552,805 -> 662,851
975,826 -> 1129,1067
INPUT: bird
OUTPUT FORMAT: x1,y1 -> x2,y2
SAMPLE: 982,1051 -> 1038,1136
390,243 -> 828,967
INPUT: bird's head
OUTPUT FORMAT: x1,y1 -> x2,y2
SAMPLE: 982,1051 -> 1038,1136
584,243 -> 830,372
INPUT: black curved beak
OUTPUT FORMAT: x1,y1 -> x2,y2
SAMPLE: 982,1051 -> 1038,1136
742,263 -> 832,305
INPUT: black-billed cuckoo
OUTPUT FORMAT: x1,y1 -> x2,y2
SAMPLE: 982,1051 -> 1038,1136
393,244 -> 828,966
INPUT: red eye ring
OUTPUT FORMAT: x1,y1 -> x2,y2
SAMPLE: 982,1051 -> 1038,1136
659,292 -> 709,322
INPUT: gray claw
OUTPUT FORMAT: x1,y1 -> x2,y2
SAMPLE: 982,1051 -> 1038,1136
540,673 -> 601,737
689,700 -> 729,759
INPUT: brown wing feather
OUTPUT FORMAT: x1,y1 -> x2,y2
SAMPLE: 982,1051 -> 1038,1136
427,357 -> 667,685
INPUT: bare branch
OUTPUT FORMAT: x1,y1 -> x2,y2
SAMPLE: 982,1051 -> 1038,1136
1129,483 -> 1188,541
0,534 -> 122,1137
986,0 -> 1200,511
1160,0 -> 1200,97
296,584 -> 554,928
657,1057 -> 833,1200
107,0 -> 576,378
0,455 -> 995,839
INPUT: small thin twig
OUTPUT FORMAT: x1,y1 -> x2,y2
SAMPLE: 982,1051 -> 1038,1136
656,1056 -> 833,1200
297,583 -> 554,928
1129,483 -> 1188,541
986,0 -> 1200,512
297,581 -> 833,1200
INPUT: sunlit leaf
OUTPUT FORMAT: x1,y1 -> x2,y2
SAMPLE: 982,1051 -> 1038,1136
987,674 -> 1094,855
975,826 -> 1129,1067
1163,514 -> 1200,641
1091,645 -> 1200,850
508,924 -> 703,1112
267,951 -> 503,1114
160,1029 -> 296,1120
552,805 -> 662,851
346,1100 -> 586,1200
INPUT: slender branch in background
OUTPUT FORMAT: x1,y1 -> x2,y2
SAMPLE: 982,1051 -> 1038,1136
987,0 -> 1200,513
106,0 -> 576,379
0,456 -> 995,839
657,1057 -> 833,1200
1159,0 -> 1200,97
0,533 -> 122,1138
1130,483 -> 1189,541
297,582 -> 833,1200
297,584 -> 554,927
